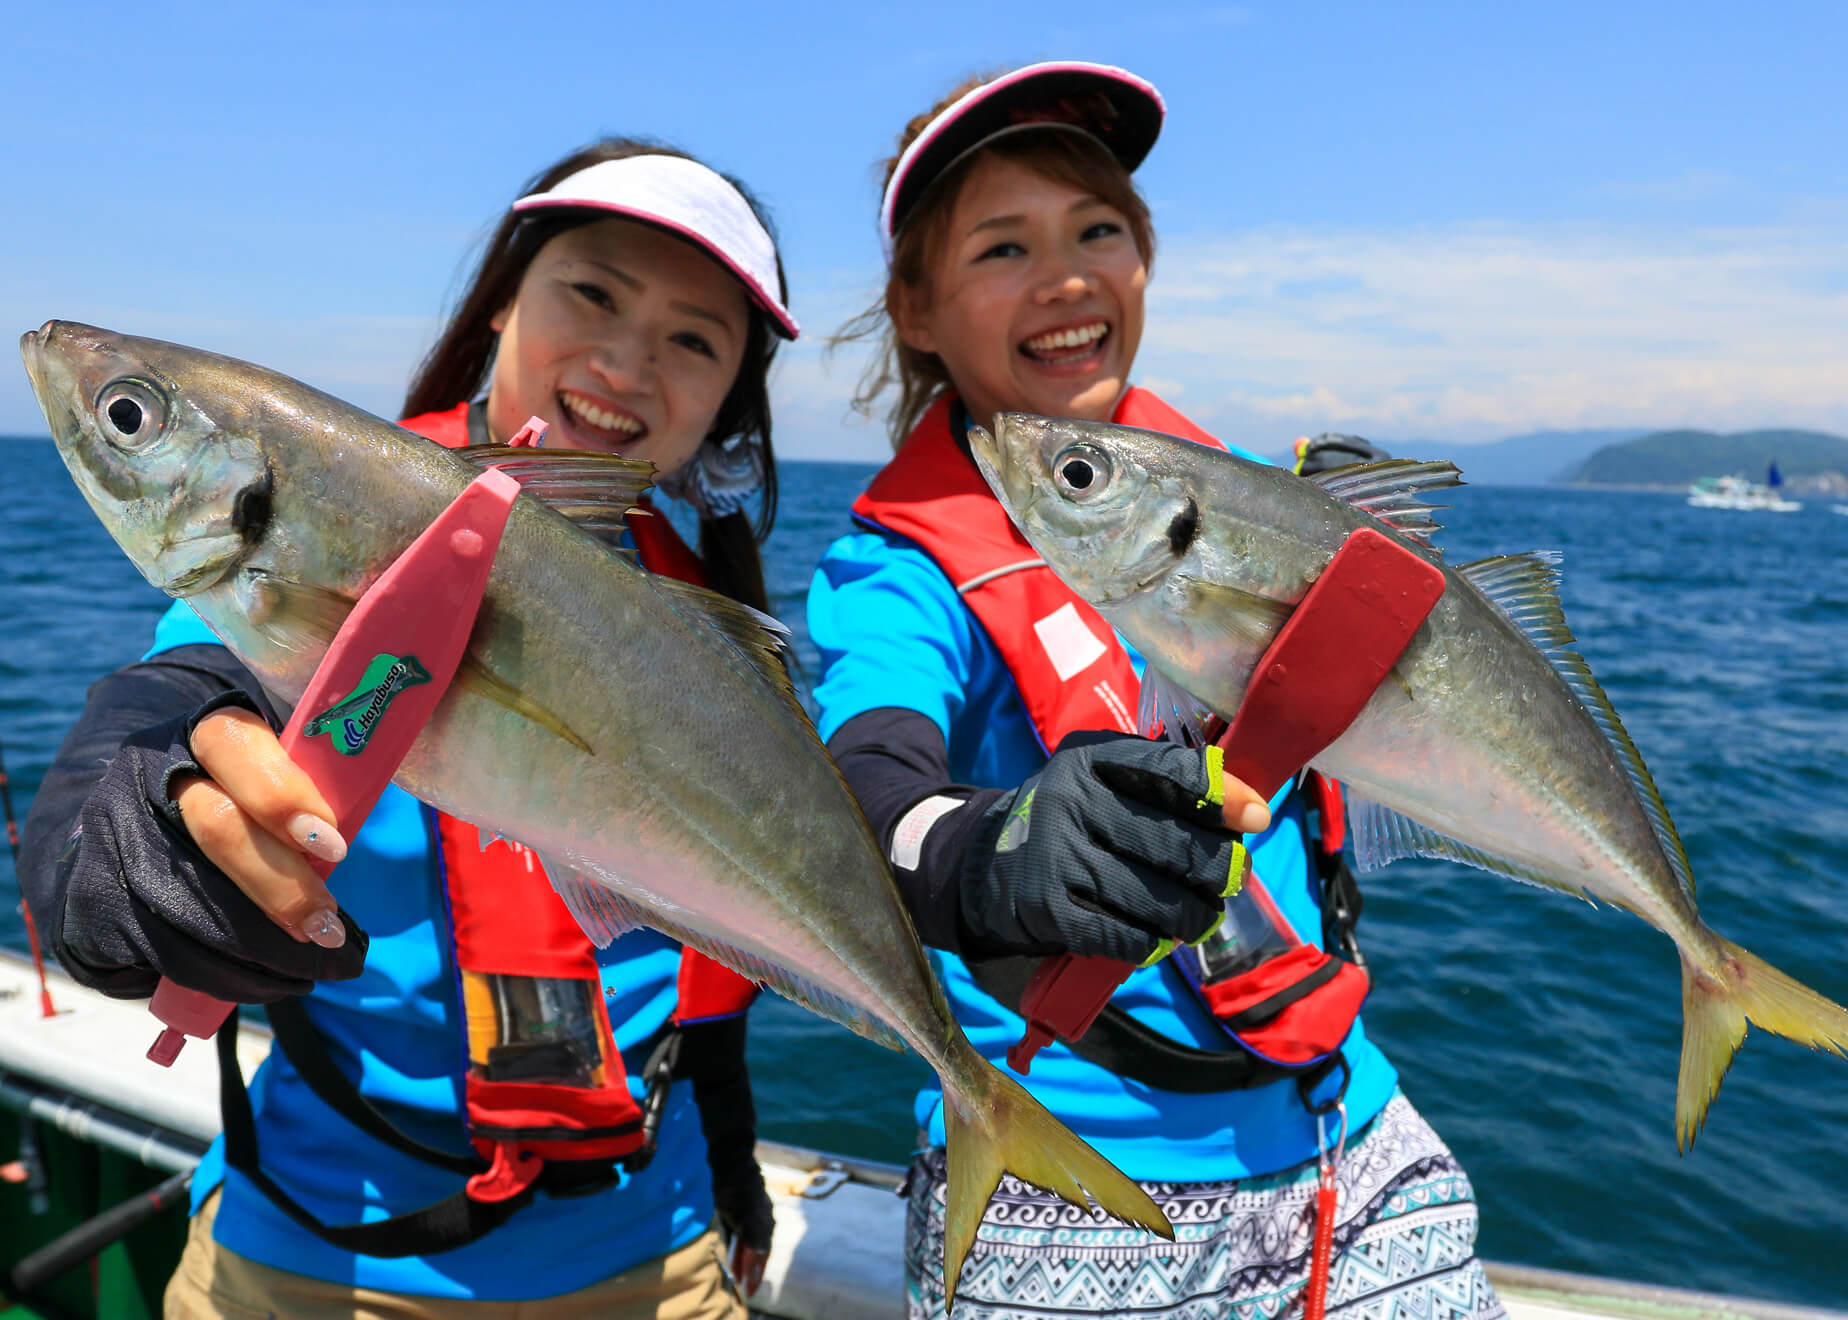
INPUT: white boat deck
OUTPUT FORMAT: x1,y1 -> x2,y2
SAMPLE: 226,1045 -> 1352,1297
2,951 -> 1839,1320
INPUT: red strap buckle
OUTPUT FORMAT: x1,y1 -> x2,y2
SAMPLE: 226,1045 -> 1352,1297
465,1143 -> 545,1205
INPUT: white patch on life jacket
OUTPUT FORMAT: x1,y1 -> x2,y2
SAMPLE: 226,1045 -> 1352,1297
890,794 -> 966,871
1033,602 -> 1107,682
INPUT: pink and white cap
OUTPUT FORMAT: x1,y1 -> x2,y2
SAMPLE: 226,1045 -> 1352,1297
514,154 -> 799,340
878,61 -> 1166,263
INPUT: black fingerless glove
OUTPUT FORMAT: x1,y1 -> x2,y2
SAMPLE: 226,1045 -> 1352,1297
956,732 -> 1246,964
679,1016 -> 774,1252
45,691 -> 367,1002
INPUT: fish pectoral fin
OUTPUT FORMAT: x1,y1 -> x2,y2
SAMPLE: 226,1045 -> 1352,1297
1136,663 -> 1219,745
458,445 -> 653,556
457,654 -> 592,754
1175,577 -> 1293,651
247,576 -> 355,653
1308,458 -> 1461,549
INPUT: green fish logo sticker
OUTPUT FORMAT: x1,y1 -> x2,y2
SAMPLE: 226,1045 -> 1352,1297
302,653 -> 432,756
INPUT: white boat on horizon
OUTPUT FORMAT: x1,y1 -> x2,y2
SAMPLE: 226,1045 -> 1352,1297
1688,465 -> 1802,513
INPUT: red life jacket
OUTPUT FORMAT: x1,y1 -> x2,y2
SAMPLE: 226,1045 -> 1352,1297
852,390 -> 1367,1090
851,389 -> 1217,750
401,403 -> 758,1190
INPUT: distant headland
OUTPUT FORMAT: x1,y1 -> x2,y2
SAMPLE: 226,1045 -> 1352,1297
1565,429 -> 1848,494
1275,427 -> 1848,494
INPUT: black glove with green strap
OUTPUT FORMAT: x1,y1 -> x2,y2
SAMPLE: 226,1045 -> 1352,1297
956,732 -> 1250,965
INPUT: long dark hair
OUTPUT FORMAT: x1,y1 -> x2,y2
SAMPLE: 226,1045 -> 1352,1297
403,138 -> 786,612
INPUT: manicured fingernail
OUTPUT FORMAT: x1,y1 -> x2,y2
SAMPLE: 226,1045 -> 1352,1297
1234,801 -> 1271,833
288,813 -> 347,864
303,909 -> 347,949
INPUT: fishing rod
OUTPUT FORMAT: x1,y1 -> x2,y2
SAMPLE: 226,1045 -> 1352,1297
0,738 -> 56,1018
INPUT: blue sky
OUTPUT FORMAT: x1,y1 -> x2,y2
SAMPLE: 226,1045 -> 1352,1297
4,1 -> 1844,459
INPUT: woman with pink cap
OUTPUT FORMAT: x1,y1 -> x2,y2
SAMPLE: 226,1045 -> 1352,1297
23,138 -> 794,1317
809,64 -> 1506,1318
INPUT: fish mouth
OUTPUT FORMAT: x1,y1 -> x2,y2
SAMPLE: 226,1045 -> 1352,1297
153,531 -> 248,596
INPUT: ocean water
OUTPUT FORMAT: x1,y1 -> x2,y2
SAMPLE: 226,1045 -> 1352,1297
3,437 -> 1846,1306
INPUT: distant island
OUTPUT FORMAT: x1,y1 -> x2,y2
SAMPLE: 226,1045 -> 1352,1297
1271,426 -> 1848,493
1566,429 -> 1848,493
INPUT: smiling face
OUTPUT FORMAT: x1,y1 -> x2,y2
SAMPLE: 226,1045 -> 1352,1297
487,216 -> 751,474
893,152 -> 1148,434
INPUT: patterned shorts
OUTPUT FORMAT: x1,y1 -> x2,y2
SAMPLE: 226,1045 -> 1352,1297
905,1092 -> 1505,1320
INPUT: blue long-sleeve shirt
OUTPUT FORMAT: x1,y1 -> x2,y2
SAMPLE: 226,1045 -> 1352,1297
807,527 -> 1397,1182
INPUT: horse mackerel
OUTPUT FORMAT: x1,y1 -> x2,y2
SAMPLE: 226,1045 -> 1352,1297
20,322 -> 1173,1299
968,409 -> 1848,1149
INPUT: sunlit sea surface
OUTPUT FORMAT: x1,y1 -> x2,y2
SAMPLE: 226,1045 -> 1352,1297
4,437 -> 1845,1306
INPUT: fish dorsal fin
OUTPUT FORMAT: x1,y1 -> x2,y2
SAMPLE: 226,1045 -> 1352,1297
542,857 -> 906,1053
458,445 -> 652,558
1308,459 -> 1462,548
1458,552 -> 1697,897
647,576 -> 805,720
1457,552 -> 1575,651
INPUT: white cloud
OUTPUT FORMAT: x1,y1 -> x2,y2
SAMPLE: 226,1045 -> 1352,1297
1137,214 -> 1848,452
17,213 -> 1843,466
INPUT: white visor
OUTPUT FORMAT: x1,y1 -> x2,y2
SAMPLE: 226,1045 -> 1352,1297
513,155 -> 798,340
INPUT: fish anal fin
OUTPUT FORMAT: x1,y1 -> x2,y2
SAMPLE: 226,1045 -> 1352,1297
544,857 -> 907,1053
1136,663 -> 1218,745
544,858 -> 642,946
1347,794 -> 1594,904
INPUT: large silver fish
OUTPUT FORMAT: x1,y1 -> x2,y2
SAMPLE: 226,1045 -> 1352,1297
19,322 -> 1172,1297
969,410 -> 1848,1148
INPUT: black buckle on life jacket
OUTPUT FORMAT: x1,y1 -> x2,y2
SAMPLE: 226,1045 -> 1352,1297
1295,1049 -> 1351,1117
622,1027 -> 684,1174
1317,848 -> 1365,970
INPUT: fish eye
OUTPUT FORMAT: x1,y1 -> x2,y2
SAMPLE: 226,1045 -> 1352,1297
1052,445 -> 1111,501
95,379 -> 167,451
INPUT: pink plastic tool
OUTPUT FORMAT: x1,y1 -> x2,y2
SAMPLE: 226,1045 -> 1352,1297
147,462 -> 525,1065
1004,527 -> 1448,1075
506,416 -> 548,448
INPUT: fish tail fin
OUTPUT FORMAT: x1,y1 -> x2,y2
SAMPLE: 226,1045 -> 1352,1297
1678,936 -> 1848,1150
939,1053 -> 1172,1306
